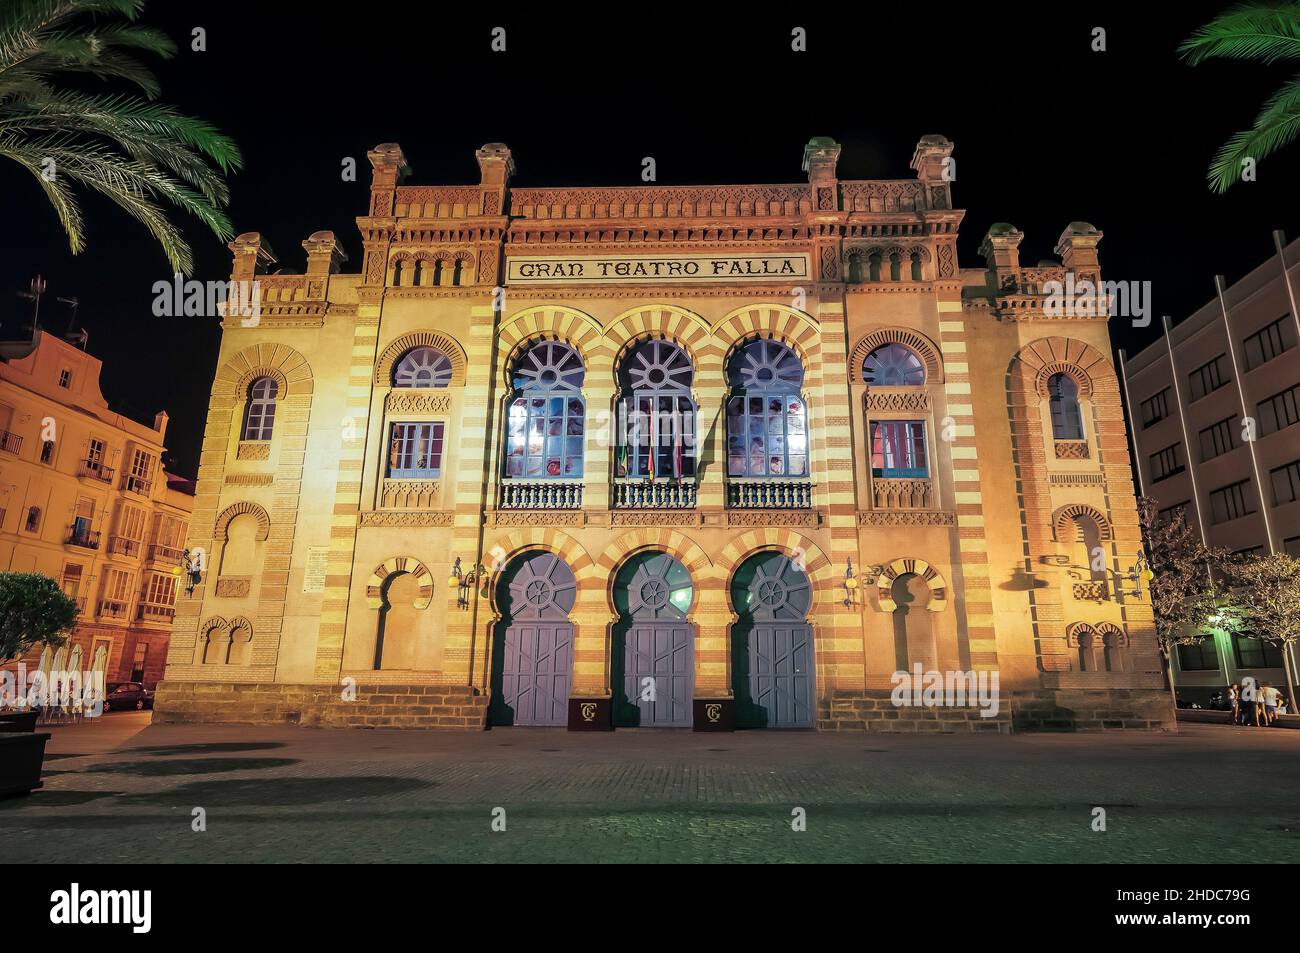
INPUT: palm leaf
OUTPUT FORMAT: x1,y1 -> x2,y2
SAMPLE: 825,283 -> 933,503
1181,2 -> 1300,65
0,0 -> 239,274
1207,72 -> 1300,191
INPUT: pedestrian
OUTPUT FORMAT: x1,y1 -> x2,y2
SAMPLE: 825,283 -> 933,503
1260,682 -> 1281,726
1228,683 -> 1240,725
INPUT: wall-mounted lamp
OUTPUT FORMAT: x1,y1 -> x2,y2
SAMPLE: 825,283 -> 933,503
1120,551 -> 1153,599
843,559 -> 859,608
175,548 -> 203,597
448,557 -> 483,610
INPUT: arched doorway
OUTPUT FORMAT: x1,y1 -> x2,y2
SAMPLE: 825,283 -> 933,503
490,552 -> 576,726
613,551 -> 693,727
732,553 -> 814,727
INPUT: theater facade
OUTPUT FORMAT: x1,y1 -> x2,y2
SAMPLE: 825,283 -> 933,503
153,136 -> 1173,732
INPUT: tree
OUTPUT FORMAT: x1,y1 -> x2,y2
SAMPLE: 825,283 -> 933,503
1181,3 -> 1300,192
1137,497 -> 1240,707
0,572 -> 77,663
1227,552 -> 1300,708
0,0 -> 242,274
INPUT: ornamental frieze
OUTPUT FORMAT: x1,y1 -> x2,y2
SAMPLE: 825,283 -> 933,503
857,510 -> 956,527
359,511 -> 455,527
385,392 -> 453,414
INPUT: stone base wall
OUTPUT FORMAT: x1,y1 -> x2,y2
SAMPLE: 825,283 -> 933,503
1010,689 -> 1175,732
818,688 -> 1175,732
818,690 -> 1012,733
153,681 -> 487,730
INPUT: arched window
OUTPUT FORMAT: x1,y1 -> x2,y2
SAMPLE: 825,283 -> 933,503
505,341 -> 586,479
910,251 -> 923,281
725,340 -> 807,478
863,343 -> 925,386
240,376 -> 277,441
617,340 -> 696,479
1048,372 -> 1084,440
393,346 -> 453,388
889,252 -> 902,281
847,253 -> 863,284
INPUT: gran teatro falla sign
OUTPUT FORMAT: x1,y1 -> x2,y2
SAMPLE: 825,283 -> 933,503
505,254 -> 810,285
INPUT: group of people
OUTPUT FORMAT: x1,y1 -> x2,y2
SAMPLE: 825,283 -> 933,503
1215,681 -> 1289,726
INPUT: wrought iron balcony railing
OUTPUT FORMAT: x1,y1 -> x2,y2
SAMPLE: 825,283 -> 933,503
78,461 -> 114,483
727,479 -> 812,509
613,478 -> 696,509
66,528 -> 101,549
500,480 -> 583,510
0,430 -> 22,455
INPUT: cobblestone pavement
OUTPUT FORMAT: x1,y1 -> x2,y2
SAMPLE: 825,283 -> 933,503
5,714 -> 1299,863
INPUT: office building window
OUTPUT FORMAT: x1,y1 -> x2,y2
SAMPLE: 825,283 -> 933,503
1149,443 -> 1185,482
1157,502 -> 1190,525
1257,382 -> 1300,435
1177,638 -> 1219,672
1233,634 -> 1283,669
1242,315 -> 1295,371
1270,459 -> 1300,506
1188,354 -> 1230,402
1139,388 -> 1170,428
1209,479 -> 1256,524
1198,416 -> 1238,461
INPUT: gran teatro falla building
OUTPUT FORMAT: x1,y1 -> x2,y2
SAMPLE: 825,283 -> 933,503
154,136 -> 1174,733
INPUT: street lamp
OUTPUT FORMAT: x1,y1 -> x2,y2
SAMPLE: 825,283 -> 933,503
843,559 -> 859,608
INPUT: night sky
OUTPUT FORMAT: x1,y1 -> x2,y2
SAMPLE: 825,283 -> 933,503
1,1 -> 1293,478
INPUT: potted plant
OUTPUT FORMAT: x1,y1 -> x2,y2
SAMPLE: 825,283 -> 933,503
0,573 -> 78,796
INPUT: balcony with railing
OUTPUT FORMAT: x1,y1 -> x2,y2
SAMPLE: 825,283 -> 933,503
500,480 -> 583,510
613,479 -> 696,509
66,527 -> 101,549
122,473 -> 153,497
97,598 -> 128,620
727,479 -> 812,509
136,603 -> 176,623
148,543 -> 185,563
74,597 -> 88,616
0,430 -> 22,455
108,535 -> 142,558
78,461 -> 115,484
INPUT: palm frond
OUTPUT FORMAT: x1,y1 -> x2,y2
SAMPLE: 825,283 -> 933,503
0,1 -> 240,274
1181,2 -> 1300,65
0,133 -> 85,253
1207,72 -> 1300,191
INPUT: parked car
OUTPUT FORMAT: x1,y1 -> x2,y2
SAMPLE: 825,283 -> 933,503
102,683 -> 153,712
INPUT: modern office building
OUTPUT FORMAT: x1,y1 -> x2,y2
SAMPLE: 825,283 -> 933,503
1122,234 -> 1300,705
0,330 -> 192,691
154,136 -> 1171,732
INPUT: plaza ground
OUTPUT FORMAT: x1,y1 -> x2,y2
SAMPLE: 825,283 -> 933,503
4,714 -> 1299,863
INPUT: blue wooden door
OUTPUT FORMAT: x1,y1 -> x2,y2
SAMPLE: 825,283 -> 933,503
497,553 -> 575,726
734,554 -> 813,728
617,552 -> 694,727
